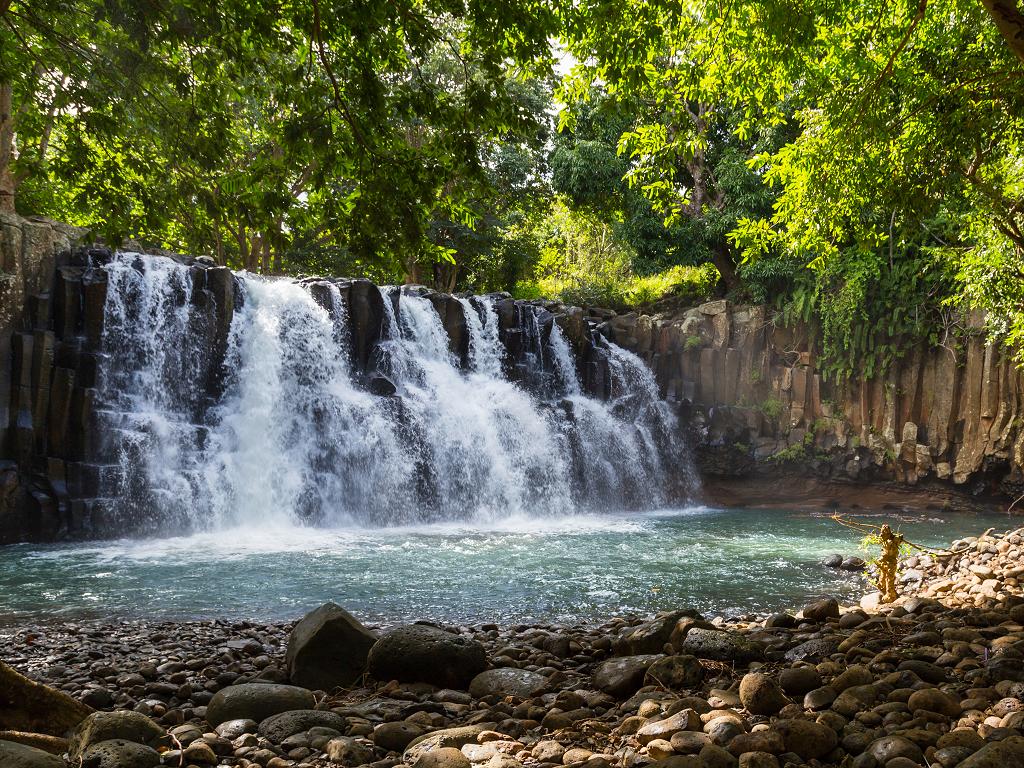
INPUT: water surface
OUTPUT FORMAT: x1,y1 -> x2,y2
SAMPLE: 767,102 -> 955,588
0,507 -> 1008,627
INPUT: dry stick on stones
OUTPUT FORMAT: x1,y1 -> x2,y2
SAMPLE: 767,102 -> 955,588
831,514 -> 974,603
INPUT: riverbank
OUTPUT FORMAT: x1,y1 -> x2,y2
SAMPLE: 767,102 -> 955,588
1,526 -> 1023,768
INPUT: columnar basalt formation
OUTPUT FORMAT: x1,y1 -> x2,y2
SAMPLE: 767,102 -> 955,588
603,300 -> 1024,501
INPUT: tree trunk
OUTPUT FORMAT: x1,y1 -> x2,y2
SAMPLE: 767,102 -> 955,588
710,243 -> 740,293
433,261 -> 458,293
0,660 -> 93,735
0,81 -> 16,213
980,0 -> 1024,63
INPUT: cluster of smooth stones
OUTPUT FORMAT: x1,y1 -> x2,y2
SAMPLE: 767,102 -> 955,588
2,528 -> 1023,768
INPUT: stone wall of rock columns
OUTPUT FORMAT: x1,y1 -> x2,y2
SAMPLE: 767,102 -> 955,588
602,300 -> 1024,498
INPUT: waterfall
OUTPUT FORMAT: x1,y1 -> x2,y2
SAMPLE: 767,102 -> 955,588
93,254 -> 694,533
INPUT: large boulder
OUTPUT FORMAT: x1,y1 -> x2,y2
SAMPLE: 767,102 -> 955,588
69,711 -> 166,760
468,668 -> 547,699
367,624 -> 486,689
285,602 -> 378,690
0,740 -> 65,768
206,683 -> 316,727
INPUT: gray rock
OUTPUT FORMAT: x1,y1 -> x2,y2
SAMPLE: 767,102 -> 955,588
681,628 -> 762,663
0,740 -> 65,768
368,624 -> 486,689
205,683 -> 316,726
285,602 -> 378,690
258,709 -> 347,742
784,637 -> 838,662
468,667 -> 547,699
69,711 -> 166,759
80,739 -> 161,768
592,654 -> 661,697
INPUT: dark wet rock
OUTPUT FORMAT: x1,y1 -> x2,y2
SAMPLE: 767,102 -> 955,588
368,624 -> 486,689
0,740 -> 65,768
374,722 -> 427,752
773,719 -> 838,759
258,709 -> 347,741
205,683 -> 316,727
801,598 -> 839,622
285,602 -> 378,690
778,667 -> 820,696
80,739 -> 160,768
69,711 -> 166,759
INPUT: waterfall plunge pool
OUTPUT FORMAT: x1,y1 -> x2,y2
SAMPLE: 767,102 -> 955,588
0,506 -> 1009,627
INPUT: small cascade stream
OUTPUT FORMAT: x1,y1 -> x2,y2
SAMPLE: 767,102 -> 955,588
91,253 -> 694,534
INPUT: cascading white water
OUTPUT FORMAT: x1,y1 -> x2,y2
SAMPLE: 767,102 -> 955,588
458,296 -> 503,377
95,254 -> 693,532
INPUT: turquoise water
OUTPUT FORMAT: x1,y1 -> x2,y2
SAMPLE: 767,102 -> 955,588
0,507 -> 1010,626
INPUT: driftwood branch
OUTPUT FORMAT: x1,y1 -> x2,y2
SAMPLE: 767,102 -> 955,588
0,660 -> 93,735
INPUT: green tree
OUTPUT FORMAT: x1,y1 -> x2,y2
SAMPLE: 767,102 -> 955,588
561,0 -> 1024,371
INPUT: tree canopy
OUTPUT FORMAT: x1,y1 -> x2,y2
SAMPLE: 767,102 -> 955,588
4,0 -> 1024,374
